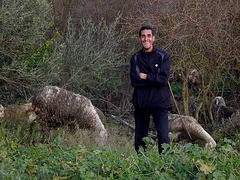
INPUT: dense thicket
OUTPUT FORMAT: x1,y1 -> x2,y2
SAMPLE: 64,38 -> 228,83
1,0 -> 239,126
0,1 -> 239,178
0,0 -> 60,105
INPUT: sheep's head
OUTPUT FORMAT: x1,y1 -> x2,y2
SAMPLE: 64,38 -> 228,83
94,130 -> 108,146
189,69 -> 201,84
0,104 -> 4,118
205,140 -> 217,149
212,96 -> 226,107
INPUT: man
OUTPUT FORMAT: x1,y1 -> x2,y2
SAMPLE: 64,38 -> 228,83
130,25 -> 170,154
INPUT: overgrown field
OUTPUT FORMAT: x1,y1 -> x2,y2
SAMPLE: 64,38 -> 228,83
0,117 -> 239,179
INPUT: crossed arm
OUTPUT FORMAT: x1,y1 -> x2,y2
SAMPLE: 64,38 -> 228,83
130,54 -> 170,88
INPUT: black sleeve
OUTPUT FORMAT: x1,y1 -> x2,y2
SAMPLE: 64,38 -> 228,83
146,52 -> 170,86
130,55 -> 149,88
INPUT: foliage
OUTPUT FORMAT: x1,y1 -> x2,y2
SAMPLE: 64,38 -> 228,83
1,0 -> 51,60
0,0 -> 240,178
58,15 -> 130,113
0,116 -> 239,179
170,82 -> 182,97
1,0 -> 239,118
123,0 -> 240,122
0,131 -> 239,179
0,0 -> 61,105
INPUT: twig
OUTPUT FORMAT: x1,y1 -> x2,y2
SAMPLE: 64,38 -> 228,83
111,115 -> 157,139
168,81 -> 192,139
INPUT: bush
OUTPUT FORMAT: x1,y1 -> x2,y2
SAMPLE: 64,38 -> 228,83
59,16 -> 130,113
0,116 -> 239,179
0,0 -> 61,105
0,137 -> 239,179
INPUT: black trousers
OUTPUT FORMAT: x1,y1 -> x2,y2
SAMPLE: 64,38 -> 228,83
134,107 -> 170,154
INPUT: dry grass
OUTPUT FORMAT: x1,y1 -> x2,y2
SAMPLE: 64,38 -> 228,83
55,116 -> 135,154
0,114 -> 135,154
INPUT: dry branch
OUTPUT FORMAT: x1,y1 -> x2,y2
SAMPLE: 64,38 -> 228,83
111,115 -> 157,139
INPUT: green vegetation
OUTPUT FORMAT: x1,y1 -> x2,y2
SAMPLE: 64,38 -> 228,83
0,117 -> 239,179
0,0 -> 239,179
170,82 -> 182,97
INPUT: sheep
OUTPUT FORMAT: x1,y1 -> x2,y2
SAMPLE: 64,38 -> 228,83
32,86 -> 108,145
0,103 -> 37,123
113,113 -> 216,148
168,114 -> 216,148
212,96 -> 226,107
188,68 -> 201,85
212,96 -> 235,124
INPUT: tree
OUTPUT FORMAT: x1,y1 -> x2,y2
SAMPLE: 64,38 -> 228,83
123,0 -> 240,128
0,0 -> 61,105
58,16 -> 129,113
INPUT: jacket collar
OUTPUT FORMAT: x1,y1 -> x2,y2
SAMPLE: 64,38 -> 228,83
141,46 -> 156,53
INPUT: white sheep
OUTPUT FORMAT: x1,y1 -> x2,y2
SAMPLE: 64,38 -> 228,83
0,103 -> 37,123
32,86 -> 108,145
168,114 -> 216,148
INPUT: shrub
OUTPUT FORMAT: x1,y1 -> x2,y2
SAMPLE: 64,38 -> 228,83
0,0 -> 61,105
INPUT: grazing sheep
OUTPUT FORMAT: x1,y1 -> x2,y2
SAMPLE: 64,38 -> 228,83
94,106 -> 106,125
113,114 -> 216,148
32,86 -> 107,145
168,114 -> 216,148
0,103 -> 37,123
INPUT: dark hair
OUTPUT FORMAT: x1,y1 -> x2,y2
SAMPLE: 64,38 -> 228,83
139,25 -> 155,37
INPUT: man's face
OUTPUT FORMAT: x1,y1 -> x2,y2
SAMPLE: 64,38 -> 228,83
140,29 -> 155,52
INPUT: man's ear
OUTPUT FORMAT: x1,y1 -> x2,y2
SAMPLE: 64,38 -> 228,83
153,35 -> 155,42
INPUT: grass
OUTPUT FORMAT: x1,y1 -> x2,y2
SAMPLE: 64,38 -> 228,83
0,115 -> 239,179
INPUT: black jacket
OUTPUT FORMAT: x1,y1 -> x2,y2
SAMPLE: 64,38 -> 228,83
130,46 -> 170,110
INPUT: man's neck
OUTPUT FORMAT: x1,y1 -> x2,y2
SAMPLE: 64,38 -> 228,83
143,46 -> 153,52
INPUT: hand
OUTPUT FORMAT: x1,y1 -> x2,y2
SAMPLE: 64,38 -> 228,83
139,72 -> 147,80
